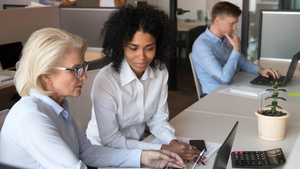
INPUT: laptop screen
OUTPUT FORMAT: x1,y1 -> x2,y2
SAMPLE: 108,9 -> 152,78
283,51 -> 300,84
0,42 -> 22,70
212,121 -> 239,169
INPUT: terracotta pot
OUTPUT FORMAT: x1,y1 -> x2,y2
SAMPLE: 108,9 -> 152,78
255,108 -> 290,141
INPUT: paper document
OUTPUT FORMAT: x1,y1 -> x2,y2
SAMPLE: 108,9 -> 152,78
150,136 -> 221,160
218,86 -> 271,99
230,86 -> 269,96
0,75 -> 13,83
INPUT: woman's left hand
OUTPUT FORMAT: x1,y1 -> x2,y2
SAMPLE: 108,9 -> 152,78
141,149 -> 186,169
161,140 -> 206,164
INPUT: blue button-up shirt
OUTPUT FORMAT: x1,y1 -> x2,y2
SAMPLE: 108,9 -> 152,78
0,89 -> 142,169
192,27 -> 261,94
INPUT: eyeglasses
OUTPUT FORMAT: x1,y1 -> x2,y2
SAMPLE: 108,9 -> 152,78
56,61 -> 89,79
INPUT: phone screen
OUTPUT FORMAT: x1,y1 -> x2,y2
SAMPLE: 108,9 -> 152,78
189,140 -> 207,151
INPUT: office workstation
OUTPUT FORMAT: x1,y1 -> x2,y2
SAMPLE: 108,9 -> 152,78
144,58 -> 300,169
1,1 -> 300,169
145,7 -> 300,169
0,6 -> 109,109
187,59 -> 300,123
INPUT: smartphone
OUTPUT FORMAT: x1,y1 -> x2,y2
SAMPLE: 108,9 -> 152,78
189,140 -> 207,152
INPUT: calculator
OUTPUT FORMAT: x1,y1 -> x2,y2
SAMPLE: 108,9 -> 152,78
231,148 -> 286,168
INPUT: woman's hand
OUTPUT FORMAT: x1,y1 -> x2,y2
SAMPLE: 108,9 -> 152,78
161,140 -> 206,164
141,149 -> 186,169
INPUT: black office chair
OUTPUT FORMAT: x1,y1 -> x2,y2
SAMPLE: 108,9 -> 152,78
177,25 -> 206,76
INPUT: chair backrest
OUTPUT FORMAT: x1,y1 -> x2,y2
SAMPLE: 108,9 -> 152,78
0,109 -> 9,132
66,69 -> 100,132
189,53 -> 202,99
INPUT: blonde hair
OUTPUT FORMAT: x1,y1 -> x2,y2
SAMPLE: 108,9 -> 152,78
15,28 -> 87,97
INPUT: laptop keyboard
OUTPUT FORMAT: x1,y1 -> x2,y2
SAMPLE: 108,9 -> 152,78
258,75 -> 285,85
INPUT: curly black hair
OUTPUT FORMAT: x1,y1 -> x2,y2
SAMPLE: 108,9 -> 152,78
100,5 -> 176,73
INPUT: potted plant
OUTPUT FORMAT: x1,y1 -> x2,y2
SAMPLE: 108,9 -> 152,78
254,81 -> 290,141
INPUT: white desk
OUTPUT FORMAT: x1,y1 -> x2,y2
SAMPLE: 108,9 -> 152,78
0,71 -> 15,90
144,110 -> 300,169
186,59 -> 300,124
177,20 -> 209,32
144,59 -> 300,168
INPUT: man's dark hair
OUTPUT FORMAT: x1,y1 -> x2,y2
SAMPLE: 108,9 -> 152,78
211,1 -> 242,23
101,5 -> 176,73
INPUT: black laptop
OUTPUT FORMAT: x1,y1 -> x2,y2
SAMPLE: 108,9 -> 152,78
212,121 -> 239,169
0,42 -> 23,71
250,51 -> 300,87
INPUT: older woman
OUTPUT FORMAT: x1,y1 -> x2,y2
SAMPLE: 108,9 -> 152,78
86,5 -> 205,164
0,28 -> 186,169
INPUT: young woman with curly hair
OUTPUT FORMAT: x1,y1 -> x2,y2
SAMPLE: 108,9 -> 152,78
86,5 -> 205,164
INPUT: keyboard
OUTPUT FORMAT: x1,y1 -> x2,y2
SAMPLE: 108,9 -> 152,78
231,148 -> 286,168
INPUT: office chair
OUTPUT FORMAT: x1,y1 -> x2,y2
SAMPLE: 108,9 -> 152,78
177,26 -> 206,76
189,53 -> 202,99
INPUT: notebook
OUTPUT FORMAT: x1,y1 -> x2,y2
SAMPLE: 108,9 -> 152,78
230,86 -> 269,97
250,51 -> 300,87
212,121 -> 239,169
0,42 -> 23,71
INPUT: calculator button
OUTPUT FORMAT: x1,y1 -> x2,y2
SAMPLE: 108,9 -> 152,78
232,148 -> 286,168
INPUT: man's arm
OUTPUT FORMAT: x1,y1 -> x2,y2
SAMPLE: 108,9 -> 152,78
193,40 -> 240,85
225,33 -> 280,78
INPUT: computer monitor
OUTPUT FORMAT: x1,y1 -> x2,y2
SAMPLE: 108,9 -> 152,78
0,42 -> 22,71
59,7 -> 117,47
3,4 -> 27,9
258,10 -> 300,59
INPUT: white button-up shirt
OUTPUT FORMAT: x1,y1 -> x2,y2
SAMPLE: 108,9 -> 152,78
86,59 -> 177,150
0,89 -> 142,169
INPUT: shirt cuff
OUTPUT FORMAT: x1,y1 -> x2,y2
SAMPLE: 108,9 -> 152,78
255,66 -> 262,75
161,133 -> 178,145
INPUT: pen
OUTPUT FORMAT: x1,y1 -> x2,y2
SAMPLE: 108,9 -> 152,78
191,149 -> 205,169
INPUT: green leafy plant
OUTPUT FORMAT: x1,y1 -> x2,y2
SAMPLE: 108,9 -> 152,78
262,81 -> 287,116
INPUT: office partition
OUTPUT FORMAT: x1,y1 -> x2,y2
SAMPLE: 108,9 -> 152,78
59,7 -> 117,47
258,10 -> 300,60
0,6 -> 60,45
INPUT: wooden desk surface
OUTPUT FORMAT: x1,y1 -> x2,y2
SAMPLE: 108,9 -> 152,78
85,47 -> 104,62
177,20 -> 210,31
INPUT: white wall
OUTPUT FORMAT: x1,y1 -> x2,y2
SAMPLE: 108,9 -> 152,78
0,0 -> 39,10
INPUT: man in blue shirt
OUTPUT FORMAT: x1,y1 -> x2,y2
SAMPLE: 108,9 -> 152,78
192,1 -> 280,97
